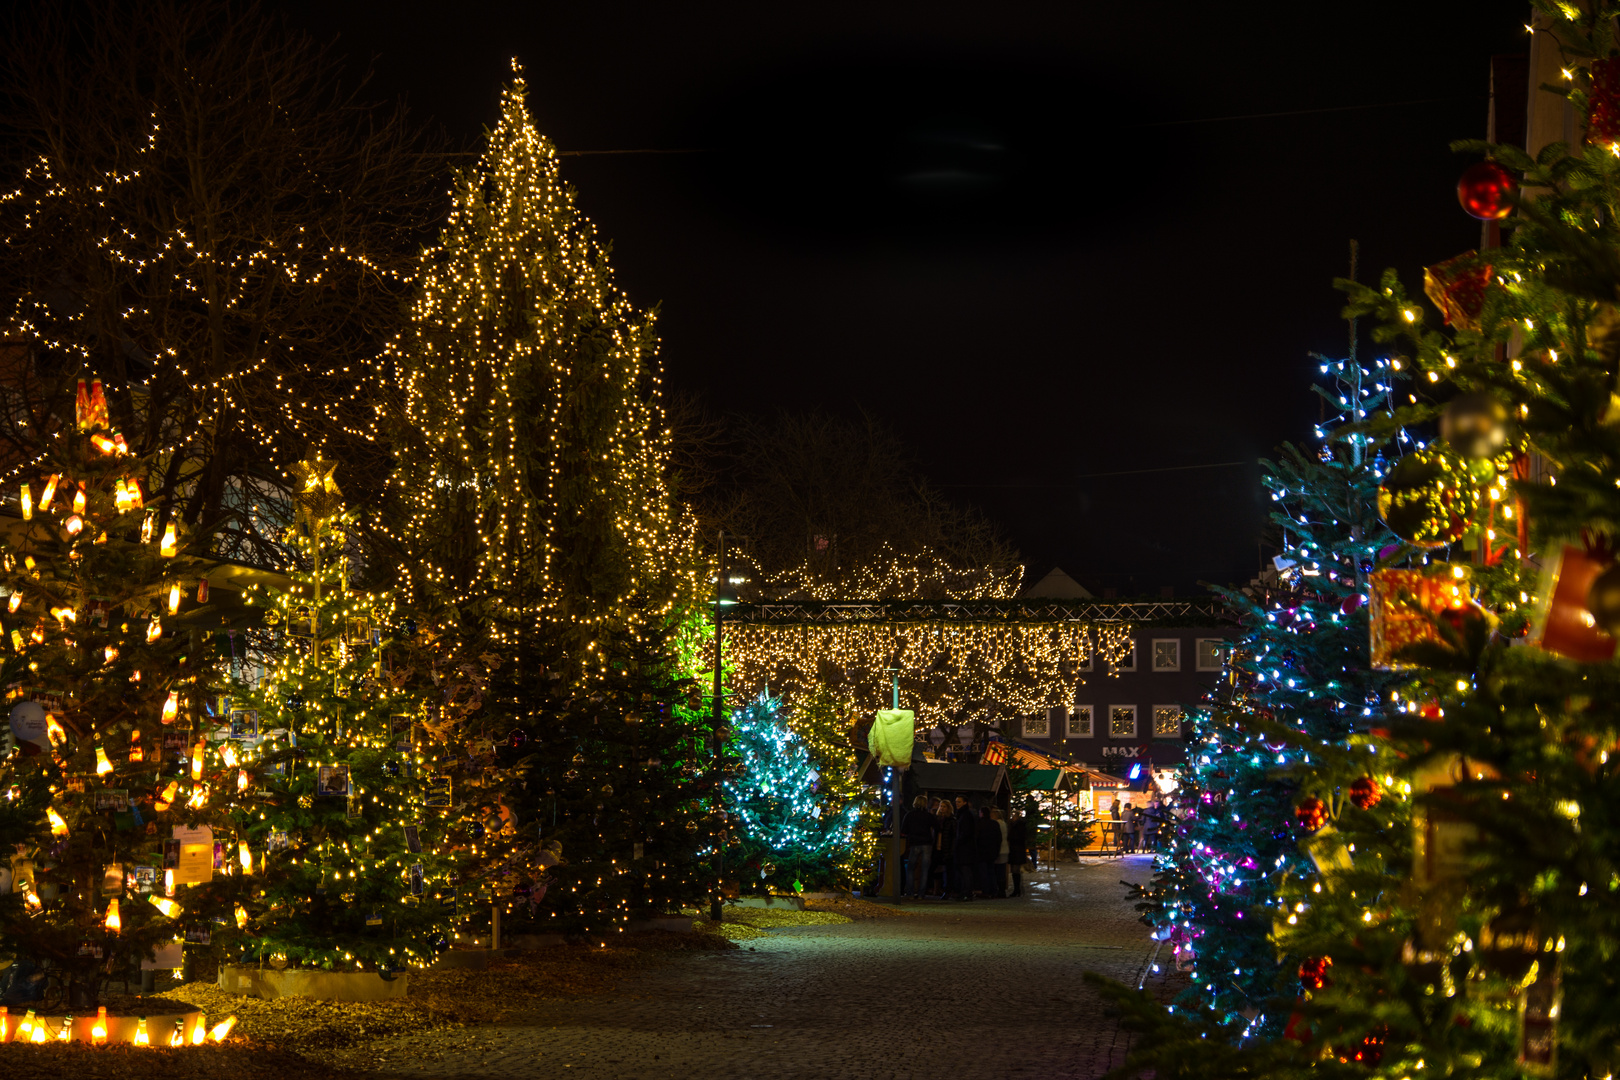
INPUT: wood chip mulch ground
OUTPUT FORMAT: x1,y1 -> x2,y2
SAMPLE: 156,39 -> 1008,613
0,930 -> 735,1079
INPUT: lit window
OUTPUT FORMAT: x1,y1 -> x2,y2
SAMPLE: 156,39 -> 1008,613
1195,638 -> 1227,672
1109,706 -> 1137,738
1022,712 -> 1051,739
1151,639 -> 1181,672
1067,706 -> 1094,738
1153,706 -> 1183,738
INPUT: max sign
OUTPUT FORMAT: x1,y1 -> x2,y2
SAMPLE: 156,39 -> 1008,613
1101,745 -> 1144,758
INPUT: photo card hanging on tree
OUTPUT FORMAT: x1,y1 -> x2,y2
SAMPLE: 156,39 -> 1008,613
229,710 -> 259,740
316,765 -> 351,798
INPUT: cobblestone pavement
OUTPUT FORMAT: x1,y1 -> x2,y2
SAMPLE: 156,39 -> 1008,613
348,856 -> 1160,1080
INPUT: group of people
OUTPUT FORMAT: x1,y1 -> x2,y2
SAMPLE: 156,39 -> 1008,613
1108,796 -> 1164,853
898,795 -> 1031,900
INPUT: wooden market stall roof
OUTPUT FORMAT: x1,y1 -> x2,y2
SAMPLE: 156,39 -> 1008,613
980,737 -> 1129,790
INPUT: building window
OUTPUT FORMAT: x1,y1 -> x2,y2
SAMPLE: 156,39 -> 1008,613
1109,705 -> 1137,738
1023,712 -> 1050,738
1196,638 -> 1227,672
1115,645 -> 1137,672
1067,705 -> 1094,738
1153,705 -> 1183,738
1151,638 -> 1181,672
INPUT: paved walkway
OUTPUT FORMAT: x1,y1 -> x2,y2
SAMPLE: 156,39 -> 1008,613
350,856 -> 1159,1080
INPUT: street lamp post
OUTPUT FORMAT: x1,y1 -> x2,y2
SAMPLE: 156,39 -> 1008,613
710,530 -> 728,922
881,669 -> 905,901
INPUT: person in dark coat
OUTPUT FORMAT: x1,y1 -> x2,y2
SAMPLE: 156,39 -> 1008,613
932,798 -> 954,897
975,805 -> 1001,897
952,796 -> 977,900
900,796 -> 936,899
1006,810 -> 1029,897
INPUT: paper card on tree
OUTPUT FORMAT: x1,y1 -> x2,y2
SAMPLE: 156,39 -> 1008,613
171,825 -> 213,884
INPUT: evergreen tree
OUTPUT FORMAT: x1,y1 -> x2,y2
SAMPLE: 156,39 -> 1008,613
383,72 -> 715,938
0,383 -> 251,1010
1125,351 -> 1406,1039
215,489 -> 474,974
382,69 -> 692,665
783,686 -> 880,887
723,696 -> 863,894
1097,7 -> 1620,1074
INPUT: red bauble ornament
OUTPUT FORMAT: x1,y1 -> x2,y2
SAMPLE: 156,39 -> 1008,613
1349,775 -> 1383,810
1298,954 -> 1334,991
1294,795 -> 1329,832
1457,161 -> 1516,221
1340,593 -> 1363,615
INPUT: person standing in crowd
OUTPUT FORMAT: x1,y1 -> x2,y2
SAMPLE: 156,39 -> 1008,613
1109,798 -> 1123,853
991,808 -> 1011,898
975,805 -> 1000,897
1121,801 -> 1137,854
933,797 -> 954,898
1006,808 -> 1028,897
1144,795 -> 1163,852
900,796 -> 936,899
1137,796 -> 1153,853
953,796 -> 978,900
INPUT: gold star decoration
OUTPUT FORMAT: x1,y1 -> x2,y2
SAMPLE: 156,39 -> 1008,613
289,459 -> 342,519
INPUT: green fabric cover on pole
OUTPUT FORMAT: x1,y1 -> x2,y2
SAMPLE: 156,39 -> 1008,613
870,709 -> 915,769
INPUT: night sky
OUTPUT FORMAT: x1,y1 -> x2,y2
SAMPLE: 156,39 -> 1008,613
280,0 -> 1529,594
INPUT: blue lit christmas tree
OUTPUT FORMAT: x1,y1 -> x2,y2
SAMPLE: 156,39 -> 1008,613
1124,335 -> 1409,1038
723,696 -> 863,893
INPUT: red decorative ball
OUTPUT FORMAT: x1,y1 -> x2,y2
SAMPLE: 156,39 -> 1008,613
1457,161 -> 1516,221
1298,954 -> 1334,991
1340,593 -> 1363,615
1349,775 -> 1383,810
1294,795 -> 1329,832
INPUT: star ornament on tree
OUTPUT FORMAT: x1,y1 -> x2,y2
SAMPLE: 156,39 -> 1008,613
289,459 -> 342,519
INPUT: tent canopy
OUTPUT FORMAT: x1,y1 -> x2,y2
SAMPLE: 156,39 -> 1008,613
1014,768 -> 1065,791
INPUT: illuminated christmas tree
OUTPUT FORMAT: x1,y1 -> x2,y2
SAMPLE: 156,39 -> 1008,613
723,696 -> 864,894
382,71 -> 716,938
0,382 -> 253,1009
1096,8 -> 1620,1074
214,473 -> 482,973
382,67 -> 695,665
1123,352 -> 1407,1039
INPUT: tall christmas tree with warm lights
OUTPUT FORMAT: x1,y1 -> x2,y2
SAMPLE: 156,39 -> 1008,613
383,70 -> 715,937
1094,6 -> 1620,1075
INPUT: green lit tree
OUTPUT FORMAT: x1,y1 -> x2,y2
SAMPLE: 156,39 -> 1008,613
723,696 -> 864,895
207,487 -> 475,974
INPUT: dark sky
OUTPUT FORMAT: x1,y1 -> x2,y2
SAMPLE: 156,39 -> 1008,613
280,0 -> 1529,594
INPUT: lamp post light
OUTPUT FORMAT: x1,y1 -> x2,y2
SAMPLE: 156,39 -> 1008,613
709,531 -> 745,923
